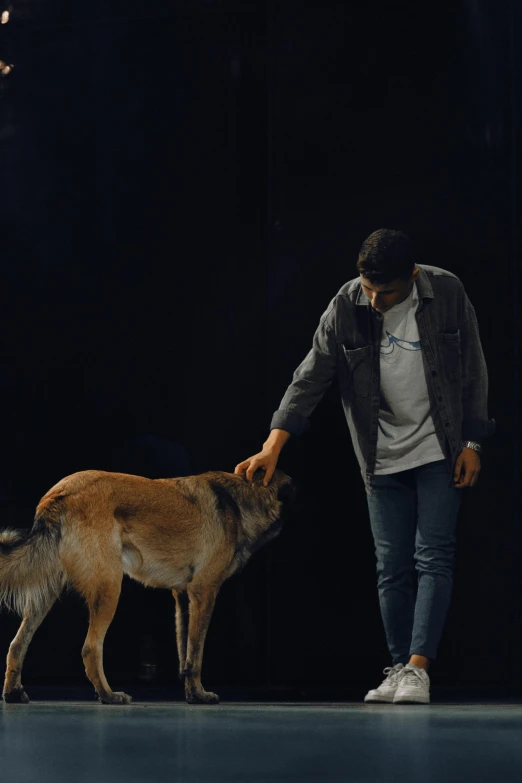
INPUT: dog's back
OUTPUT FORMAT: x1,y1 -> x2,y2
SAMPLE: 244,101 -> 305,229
35,468 -> 288,591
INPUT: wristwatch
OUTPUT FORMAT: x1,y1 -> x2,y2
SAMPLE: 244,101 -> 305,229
462,440 -> 482,454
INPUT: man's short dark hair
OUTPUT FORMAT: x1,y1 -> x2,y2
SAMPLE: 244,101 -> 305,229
356,229 -> 417,284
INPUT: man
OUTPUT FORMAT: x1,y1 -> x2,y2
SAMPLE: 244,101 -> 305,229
235,228 -> 495,705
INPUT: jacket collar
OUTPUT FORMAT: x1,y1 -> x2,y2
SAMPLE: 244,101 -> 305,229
355,265 -> 434,306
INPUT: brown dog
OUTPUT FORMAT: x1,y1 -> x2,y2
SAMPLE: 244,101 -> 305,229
0,468 -> 294,705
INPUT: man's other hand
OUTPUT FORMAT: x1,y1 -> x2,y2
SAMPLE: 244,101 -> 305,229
453,447 -> 481,488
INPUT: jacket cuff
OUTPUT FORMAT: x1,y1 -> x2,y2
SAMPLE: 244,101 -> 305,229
462,417 -> 496,442
270,409 -> 310,437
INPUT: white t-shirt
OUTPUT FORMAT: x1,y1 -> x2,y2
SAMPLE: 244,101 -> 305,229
374,281 -> 445,474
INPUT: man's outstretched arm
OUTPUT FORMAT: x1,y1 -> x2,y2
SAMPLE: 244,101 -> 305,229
235,312 -> 339,485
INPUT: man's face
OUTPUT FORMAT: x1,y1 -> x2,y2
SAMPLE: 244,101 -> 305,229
360,268 -> 419,314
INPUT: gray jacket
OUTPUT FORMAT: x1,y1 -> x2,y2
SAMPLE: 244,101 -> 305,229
270,264 -> 495,492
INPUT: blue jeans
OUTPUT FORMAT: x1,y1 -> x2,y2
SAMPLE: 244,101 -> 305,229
366,459 -> 462,664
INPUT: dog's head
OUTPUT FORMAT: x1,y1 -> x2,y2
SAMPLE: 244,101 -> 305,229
215,468 -> 296,561
249,468 -> 296,539
250,467 -> 296,506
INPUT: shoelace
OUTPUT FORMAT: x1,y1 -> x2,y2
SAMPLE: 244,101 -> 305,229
381,665 -> 403,684
400,668 -> 425,689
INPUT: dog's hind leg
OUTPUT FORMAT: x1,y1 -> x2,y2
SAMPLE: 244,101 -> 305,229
182,583 -> 220,705
3,596 -> 56,703
81,576 -> 132,705
172,590 -> 189,678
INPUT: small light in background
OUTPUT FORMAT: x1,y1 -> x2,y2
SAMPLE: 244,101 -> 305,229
0,6 -> 14,77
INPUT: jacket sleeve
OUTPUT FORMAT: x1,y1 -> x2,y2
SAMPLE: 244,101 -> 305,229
270,313 -> 339,436
460,294 -> 496,442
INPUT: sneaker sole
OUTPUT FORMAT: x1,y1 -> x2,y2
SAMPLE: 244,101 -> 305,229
393,697 -> 430,704
363,696 -> 395,704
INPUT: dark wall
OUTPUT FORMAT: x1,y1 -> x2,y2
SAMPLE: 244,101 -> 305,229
0,0 -> 519,693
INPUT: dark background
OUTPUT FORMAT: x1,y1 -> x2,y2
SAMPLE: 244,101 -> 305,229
0,0 -> 520,698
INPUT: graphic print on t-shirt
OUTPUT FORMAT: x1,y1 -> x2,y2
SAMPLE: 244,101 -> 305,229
380,331 -> 421,356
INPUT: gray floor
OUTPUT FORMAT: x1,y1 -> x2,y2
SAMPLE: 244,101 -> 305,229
2,701 -> 522,783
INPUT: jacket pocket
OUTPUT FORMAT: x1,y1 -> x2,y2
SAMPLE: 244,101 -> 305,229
437,330 -> 462,381
341,345 -> 373,398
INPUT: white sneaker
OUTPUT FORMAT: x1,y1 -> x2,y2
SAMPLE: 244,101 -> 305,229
364,663 -> 405,703
393,663 -> 430,704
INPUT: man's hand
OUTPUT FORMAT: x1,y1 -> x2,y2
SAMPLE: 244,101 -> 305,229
453,447 -> 481,489
235,429 -> 290,487
234,448 -> 279,487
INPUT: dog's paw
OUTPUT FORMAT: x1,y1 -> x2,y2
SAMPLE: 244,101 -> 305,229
186,690 -> 220,705
100,691 -> 133,705
3,687 -> 30,704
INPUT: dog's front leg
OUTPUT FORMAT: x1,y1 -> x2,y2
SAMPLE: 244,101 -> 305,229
172,590 -> 189,678
182,584 -> 220,704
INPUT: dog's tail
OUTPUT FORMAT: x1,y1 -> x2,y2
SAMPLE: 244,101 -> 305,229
0,493 -> 66,616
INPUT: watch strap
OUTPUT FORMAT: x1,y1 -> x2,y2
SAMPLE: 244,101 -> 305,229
462,440 -> 482,454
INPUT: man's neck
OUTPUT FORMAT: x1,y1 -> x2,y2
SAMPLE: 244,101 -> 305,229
393,282 -> 415,309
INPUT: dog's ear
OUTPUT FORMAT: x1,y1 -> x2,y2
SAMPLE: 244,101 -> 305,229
251,469 -> 267,485
277,482 -> 296,505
